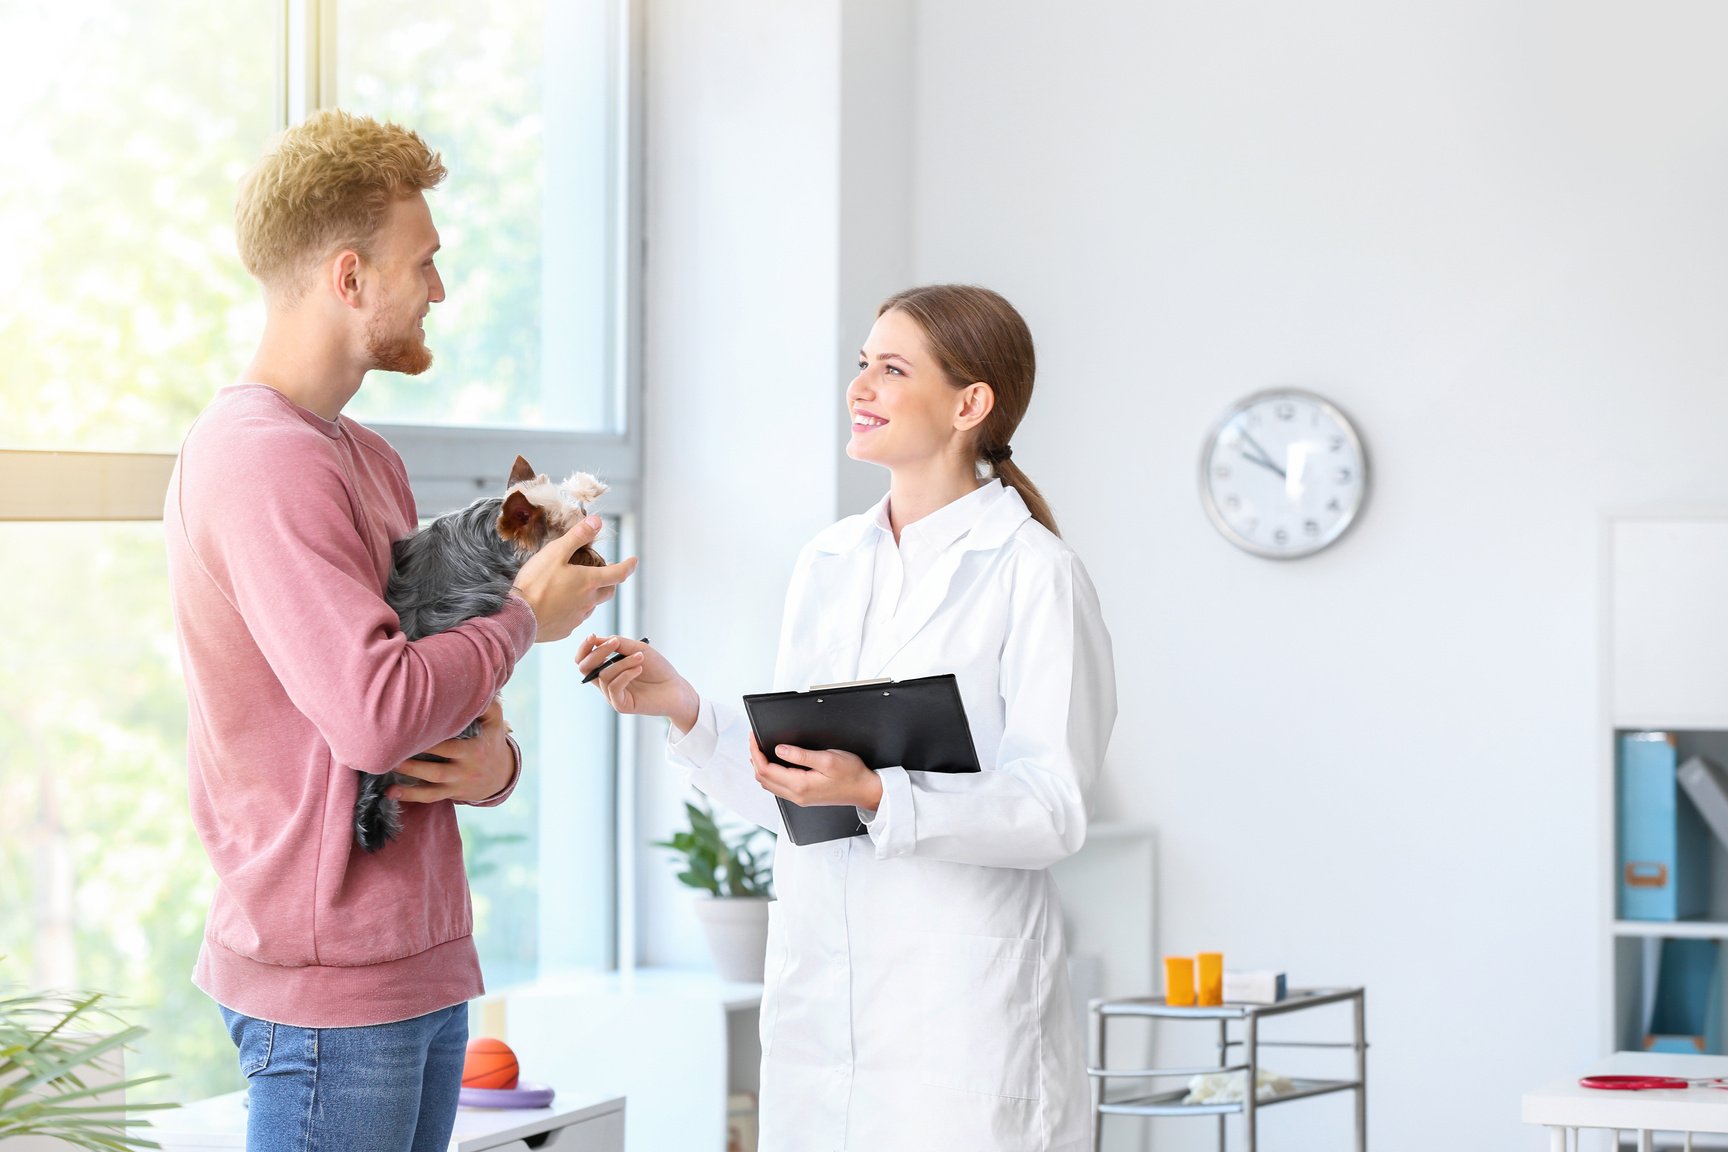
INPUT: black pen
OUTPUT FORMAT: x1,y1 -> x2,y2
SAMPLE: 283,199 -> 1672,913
582,637 -> 649,684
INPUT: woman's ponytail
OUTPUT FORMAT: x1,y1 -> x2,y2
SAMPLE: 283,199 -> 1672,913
992,455 -> 1059,537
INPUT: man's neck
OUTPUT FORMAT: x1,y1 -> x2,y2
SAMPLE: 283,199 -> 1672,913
241,310 -> 363,422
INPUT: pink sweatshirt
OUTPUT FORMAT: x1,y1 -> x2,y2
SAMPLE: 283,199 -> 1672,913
164,384 -> 536,1028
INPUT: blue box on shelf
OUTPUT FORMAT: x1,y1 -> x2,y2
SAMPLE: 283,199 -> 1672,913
1618,731 -> 1708,921
1646,937 -> 1723,1054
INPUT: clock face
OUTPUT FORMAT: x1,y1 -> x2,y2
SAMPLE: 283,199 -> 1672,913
1200,389 -> 1367,559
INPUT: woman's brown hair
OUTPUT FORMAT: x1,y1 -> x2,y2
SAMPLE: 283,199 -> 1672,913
877,284 -> 1059,536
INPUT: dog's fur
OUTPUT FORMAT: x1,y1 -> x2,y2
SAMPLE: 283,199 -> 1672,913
354,455 -> 607,852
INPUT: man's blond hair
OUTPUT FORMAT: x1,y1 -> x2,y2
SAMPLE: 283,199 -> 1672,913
236,109 -> 446,297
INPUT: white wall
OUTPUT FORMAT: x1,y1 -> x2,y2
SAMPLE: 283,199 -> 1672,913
636,0 -> 914,965
642,0 -> 1728,1146
636,0 -> 843,966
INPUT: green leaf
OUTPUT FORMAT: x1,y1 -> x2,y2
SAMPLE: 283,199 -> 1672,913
0,974 -> 178,1149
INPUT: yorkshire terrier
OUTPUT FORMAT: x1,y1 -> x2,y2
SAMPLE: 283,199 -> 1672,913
354,455 -> 607,852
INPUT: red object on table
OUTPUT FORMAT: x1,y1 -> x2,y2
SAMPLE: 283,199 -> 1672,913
1579,1074 -> 1728,1091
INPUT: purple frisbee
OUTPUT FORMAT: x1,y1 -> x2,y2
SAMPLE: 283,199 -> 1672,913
458,1081 -> 556,1109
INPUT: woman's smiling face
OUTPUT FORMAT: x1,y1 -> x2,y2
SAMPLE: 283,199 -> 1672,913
845,308 -> 967,468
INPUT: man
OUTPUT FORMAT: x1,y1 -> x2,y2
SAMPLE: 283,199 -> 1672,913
163,109 -> 635,1152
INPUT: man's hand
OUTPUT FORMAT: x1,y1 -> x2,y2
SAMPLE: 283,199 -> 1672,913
390,697 -> 517,805
749,734 -> 883,812
512,515 -> 639,643
576,635 -> 701,734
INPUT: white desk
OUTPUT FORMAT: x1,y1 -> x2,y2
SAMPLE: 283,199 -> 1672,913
1523,1052 -> 1728,1151
501,968 -> 762,1152
145,1087 -> 624,1151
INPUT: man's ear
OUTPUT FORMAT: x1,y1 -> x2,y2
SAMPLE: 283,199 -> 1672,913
328,249 -> 366,310
953,382 -> 996,433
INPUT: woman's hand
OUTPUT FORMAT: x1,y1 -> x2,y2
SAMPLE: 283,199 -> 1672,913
749,734 -> 884,812
577,635 -> 701,734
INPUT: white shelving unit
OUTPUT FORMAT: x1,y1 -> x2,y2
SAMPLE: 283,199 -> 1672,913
1604,512 -> 1728,1058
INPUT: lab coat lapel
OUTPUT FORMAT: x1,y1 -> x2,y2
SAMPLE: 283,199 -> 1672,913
865,485 -> 1033,676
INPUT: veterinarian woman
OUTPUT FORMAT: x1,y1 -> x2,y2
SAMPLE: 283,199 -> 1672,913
580,284 -> 1116,1152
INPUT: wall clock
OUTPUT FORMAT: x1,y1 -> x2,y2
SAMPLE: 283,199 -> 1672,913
1199,388 -> 1368,559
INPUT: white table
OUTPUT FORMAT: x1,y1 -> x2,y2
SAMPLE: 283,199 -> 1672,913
1523,1052 -> 1728,1151
145,1087 -> 625,1151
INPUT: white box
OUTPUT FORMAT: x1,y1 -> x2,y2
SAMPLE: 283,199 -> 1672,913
145,1088 -> 624,1152
1222,970 -> 1287,1004
1678,754 -> 1728,854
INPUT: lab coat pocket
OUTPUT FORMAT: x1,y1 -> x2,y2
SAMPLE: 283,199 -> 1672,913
909,932 -> 1042,1101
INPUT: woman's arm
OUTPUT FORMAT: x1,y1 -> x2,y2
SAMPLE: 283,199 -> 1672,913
756,550 -> 1117,870
578,635 -> 785,833
885,553 -> 1115,868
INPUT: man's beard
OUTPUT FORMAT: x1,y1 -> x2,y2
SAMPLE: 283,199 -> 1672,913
367,311 -> 434,376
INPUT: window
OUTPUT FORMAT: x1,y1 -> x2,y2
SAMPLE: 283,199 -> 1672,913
0,0 -> 640,1106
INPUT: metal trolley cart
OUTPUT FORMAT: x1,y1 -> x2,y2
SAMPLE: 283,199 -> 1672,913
1088,986 -> 1367,1151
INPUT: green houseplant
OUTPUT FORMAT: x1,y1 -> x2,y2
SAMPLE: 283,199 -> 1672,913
653,796 -> 774,982
0,976 -> 177,1150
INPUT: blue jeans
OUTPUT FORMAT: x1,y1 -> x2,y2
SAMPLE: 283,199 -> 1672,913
219,1004 -> 468,1152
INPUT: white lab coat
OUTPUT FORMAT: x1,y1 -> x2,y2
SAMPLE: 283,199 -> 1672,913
669,481 -> 1117,1152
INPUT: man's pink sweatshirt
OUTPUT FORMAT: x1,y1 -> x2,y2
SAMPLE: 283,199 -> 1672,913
164,384 -> 536,1028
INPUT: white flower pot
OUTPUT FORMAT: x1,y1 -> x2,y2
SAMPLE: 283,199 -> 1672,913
691,896 -> 771,983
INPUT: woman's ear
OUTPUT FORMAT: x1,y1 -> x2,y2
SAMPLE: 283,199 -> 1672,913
953,381 -> 996,432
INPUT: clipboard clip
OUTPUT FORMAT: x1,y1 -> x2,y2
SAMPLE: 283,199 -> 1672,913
807,677 -> 893,691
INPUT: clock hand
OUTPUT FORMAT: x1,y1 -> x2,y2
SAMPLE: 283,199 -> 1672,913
1235,429 -> 1287,479
1238,453 -> 1287,480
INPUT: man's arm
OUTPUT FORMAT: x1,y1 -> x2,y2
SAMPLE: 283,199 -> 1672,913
177,423 -> 530,773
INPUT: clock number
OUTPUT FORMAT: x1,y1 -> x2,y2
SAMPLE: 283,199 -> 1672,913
1225,495 -> 1241,511
1327,497 -> 1342,513
1214,464 -> 1232,481
1273,527 -> 1290,546
1275,402 -> 1295,421
1336,467 -> 1353,484
1303,519 -> 1320,536
1330,435 -> 1345,452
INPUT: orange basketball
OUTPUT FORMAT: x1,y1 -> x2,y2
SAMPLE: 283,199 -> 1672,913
462,1037 -> 520,1090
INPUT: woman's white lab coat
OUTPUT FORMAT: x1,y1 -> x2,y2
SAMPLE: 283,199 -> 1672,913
669,481 -> 1117,1152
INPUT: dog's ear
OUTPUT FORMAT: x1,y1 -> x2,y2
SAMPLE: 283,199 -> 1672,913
498,490 -> 548,548
508,456 -> 536,487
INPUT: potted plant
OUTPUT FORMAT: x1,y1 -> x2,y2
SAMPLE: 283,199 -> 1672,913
653,796 -> 774,983
0,973 -> 176,1150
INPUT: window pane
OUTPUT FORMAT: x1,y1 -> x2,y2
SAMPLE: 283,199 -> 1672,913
464,518 -> 624,984
337,1 -> 621,434
0,523 -> 234,1105
0,2 -> 277,455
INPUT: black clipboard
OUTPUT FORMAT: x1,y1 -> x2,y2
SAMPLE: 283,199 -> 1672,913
741,673 -> 981,846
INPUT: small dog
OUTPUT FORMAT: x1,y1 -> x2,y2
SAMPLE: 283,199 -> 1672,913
354,455 -> 607,852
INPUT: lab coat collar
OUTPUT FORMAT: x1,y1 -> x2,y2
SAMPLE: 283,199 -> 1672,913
803,481 -> 1035,679
808,480 -> 1030,557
